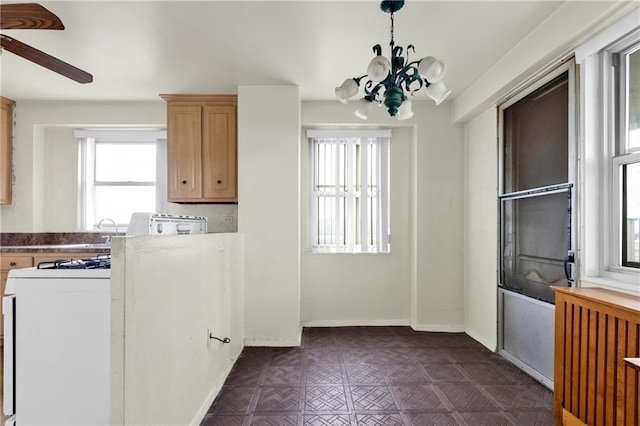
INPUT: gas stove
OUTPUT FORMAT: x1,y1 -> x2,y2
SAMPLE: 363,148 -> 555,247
36,254 -> 111,270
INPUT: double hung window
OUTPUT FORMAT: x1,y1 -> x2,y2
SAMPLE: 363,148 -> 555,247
578,14 -> 640,291
307,130 -> 390,253
614,41 -> 640,268
76,129 -> 167,230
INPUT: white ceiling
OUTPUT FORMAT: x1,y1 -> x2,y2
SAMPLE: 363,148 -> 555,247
0,0 -> 566,102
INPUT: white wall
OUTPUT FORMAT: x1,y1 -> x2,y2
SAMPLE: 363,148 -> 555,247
110,233 -> 244,426
453,1 -> 638,123
301,101 -> 464,331
238,86 -> 301,345
456,2 -> 639,349
463,108 -> 498,350
301,123 -> 412,325
0,101 -> 238,233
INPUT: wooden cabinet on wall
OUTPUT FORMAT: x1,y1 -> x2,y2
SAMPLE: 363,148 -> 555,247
1,96 -> 16,205
553,286 -> 639,426
160,94 -> 237,203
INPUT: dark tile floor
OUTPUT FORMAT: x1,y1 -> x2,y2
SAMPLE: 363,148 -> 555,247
201,327 -> 553,426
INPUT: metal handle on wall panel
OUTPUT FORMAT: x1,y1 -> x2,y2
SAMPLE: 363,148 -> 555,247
209,334 -> 230,344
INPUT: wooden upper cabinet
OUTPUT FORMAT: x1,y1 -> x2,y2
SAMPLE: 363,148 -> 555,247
161,95 -> 237,203
1,96 -> 15,205
202,106 -> 237,200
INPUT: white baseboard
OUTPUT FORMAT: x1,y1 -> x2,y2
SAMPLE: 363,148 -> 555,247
302,319 -> 409,327
190,343 -> 243,426
464,328 -> 497,351
410,323 -> 465,333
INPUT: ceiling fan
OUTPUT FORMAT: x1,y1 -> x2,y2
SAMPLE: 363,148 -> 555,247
0,2 -> 93,83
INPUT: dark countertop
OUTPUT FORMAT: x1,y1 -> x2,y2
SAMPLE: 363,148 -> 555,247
1,232 -> 115,254
1,244 -> 111,254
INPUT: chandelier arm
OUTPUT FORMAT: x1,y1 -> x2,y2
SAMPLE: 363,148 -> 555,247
364,80 -> 385,100
336,0 -> 449,118
394,63 -> 419,86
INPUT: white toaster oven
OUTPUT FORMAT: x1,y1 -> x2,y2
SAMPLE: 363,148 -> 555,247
126,213 -> 207,236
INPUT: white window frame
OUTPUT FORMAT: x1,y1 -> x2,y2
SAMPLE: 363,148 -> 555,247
307,129 -> 391,253
75,129 -> 167,231
577,10 -> 640,292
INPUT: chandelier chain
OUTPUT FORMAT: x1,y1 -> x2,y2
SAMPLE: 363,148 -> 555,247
390,11 -> 395,49
334,0 -> 451,118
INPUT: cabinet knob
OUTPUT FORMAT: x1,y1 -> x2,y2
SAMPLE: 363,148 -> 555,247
182,180 -> 187,184
217,180 -> 222,184
10,262 -> 16,266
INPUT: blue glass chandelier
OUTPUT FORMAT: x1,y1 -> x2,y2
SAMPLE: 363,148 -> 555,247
335,0 -> 451,120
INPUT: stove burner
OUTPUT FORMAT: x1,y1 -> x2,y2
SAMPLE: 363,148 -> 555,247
37,254 -> 111,270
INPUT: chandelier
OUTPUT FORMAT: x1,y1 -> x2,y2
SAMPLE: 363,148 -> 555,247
335,0 -> 451,120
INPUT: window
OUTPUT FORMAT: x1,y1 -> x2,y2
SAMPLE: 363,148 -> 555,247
75,129 -> 167,231
613,39 -> 640,269
577,10 -> 640,291
307,130 -> 390,253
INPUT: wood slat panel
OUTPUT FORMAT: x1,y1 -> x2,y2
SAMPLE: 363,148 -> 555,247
552,287 -> 640,426
626,323 -> 638,426
572,305 -> 582,414
554,300 -> 567,426
587,309 -> 598,425
579,306 -> 589,420
616,319 -> 626,426
605,315 -> 616,426
596,311 -> 607,425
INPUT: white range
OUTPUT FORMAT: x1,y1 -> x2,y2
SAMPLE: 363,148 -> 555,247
3,256 -> 111,426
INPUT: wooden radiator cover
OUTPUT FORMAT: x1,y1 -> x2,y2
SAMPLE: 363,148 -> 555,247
552,286 -> 640,426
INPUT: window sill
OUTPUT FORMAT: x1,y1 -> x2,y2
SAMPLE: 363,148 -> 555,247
580,274 -> 640,296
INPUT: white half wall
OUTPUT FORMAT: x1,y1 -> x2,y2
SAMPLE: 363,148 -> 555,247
463,108 -> 498,350
110,233 -> 245,426
238,86 -> 301,346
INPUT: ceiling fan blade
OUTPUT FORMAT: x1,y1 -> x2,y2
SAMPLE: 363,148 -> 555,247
0,3 -> 64,30
0,35 -> 93,83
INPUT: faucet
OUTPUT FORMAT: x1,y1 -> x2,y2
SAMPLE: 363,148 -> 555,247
97,218 -> 119,244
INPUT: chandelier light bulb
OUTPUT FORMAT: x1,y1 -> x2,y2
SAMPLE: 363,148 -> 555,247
367,56 -> 391,82
335,0 -> 451,118
354,98 -> 373,120
426,81 -> 452,105
396,98 -> 414,120
418,56 -> 447,83
335,78 -> 359,104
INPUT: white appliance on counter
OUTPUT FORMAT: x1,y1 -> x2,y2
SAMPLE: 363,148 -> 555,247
126,212 -> 207,235
3,256 -> 111,426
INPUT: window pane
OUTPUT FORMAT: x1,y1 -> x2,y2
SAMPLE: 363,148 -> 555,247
94,186 -> 155,225
503,73 -> 569,192
95,143 -> 156,182
627,48 -> 640,151
623,162 -> 640,266
501,192 -> 570,303
309,136 -> 389,253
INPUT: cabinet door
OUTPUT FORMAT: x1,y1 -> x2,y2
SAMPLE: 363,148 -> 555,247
0,98 -> 14,205
167,105 -> 202,201
202,106 -> 237,201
